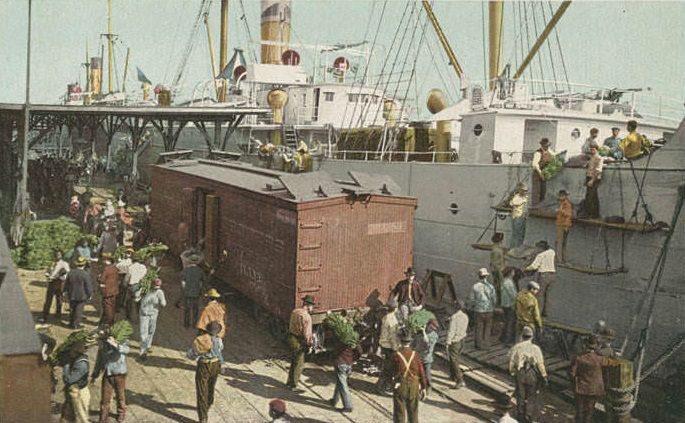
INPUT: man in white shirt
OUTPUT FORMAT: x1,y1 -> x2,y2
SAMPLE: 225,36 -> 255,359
445,300 -> 469,389
509,326 -> 547,423
531,138 -> 556,206
42,249 -> 70,322
525,240 -> 556,317
124,254 -> 147,320
376,298 -> 401,393
509,183 -> 529,248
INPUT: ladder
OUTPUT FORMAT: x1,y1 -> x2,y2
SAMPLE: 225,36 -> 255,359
283,125 -> 299,148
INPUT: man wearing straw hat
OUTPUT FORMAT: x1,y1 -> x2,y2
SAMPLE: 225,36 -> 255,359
197,288 -> 227,339
64,256 -> 93,329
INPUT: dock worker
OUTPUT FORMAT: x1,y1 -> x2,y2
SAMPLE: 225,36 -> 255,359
571,336 -> 607,423
139,278 -> 167,359
392,329 -> 428,423
91,328 -> 130,423
515,281 -> 543,340
42,249 -> 70,323
594,323 -> 617,358
490,232 -> 505,304
328,332 -> 362,412
115,247 -> 134,311
181,254 -> 206,328
509,326 -> 547,423
555,190 -> 573,263
603,127 -> 623,159
98,253 -> 119,326
619,120 -> 644,160
377,297 -> 401,393
391,267 -> 425,320
196,288 -> 227,339
124,253 -> 147,321
499,267 -> 519,345
61,341 -> 91,423
581,145 -> 604,219
412,319 -> 439,396
64,256 -> 93,329
509,183 -> 528,248
96,222 -> 119,258
525,240 -> 556,317
531,138 -> 555,205
445,300 -> 469,389
467,268 -> 497,350
582,128 -> 600,156
187,321 -> 224,423
286,295 -> 315,391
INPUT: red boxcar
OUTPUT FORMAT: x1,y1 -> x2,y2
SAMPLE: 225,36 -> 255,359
151,160 -> 416,322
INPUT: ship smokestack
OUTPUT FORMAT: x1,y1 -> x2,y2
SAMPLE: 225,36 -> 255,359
90,57 -> 102,95
427,89 -> 451,163
261,0 -> 291,64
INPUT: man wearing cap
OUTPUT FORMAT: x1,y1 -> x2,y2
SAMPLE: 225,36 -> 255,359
91,329 -> 130,423
196,288 -> 227,339
187,321 -> 224,423
555,190 -> 573,263
139,278 -> 167,359
42,249 -> 70,323
392,329 -> 428,423
64,256 -> 93,329
446,300 -> 469,389
98,253 -> 119,325
531,138 -> 556,205
603,127 -> 623,159
268,399 -> 289,422
181,254 -> 207,328
509,326 -> 547,423
467,268 -> 497,349
582,128 -> 600,156
490,232 -> 506,304
377,298 -> 401,393
571,336 -> 607,423
515,281 -> 543,339
412,319 -> 439,395
582,145 -> 603,219
509,183 -> 528,248
525,240 -> 556,317
286,295 -> 315,390
391,267 -> 425,319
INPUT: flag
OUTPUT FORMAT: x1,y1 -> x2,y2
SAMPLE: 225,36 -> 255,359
137,67 -> 151,84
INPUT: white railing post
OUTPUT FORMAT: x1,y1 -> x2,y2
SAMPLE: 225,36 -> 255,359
343,151 -> 347,161
364,151 -> 369,161
432,151 -> 436,162
404,151 -> 409,162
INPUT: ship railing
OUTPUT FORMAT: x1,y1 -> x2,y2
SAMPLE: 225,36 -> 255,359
328,149 -> 457,163
480,78 -> 684,122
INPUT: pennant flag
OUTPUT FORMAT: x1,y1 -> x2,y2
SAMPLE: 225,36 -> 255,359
137,67 -> 151,84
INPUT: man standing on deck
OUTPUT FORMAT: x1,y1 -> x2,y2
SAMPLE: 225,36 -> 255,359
64,256 -> 93,329
98,253 -> 119,326
445,300 -> 469,389
603,127 -> 623,159
515,281 -> 543,340
509,326 -> 547,423
509,183 -> 529,248
619,120 -> 644,160
377,297 -> 401,394
531,138 -> 555,205
490,232 -> 505,304
582,128 -> 600,156
555,190 -> 573,263
582,145 -> 604,219
181,254 -> 206,328
467,268 -> 497,350
525,241 -> 556,318
392,329 -> 428,423
571,337 -> 607,423
286,295 -> 315,391
42,249 -> 70,323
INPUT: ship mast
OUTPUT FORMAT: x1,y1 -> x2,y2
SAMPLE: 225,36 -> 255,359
421,0 -> 464,83
488,0 -> 503,91
513,1 -> 572,80
107,0 -> 114,94
219,0 -> 229,102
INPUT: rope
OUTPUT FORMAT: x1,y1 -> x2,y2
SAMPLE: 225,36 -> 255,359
529,2 -> 547,94
547,1 -> 571,91
238,0 -> 258,62
481,0 -> 487,84
539,3 -> 559,92
627,154 -> 655,225
521,2 -> 535,94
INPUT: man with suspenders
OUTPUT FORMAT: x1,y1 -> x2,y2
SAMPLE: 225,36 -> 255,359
392,329 -> 428,423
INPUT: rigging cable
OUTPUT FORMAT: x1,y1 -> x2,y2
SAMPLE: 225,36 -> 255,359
547,1 -> 571,92
238,0 -> 258,62
539,3 -> 559,92
528,1 -> 547,94
521,0 -> 535,94
481,0 -> 487,84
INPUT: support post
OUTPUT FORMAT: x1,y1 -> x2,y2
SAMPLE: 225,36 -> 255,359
603,357 -> 634,423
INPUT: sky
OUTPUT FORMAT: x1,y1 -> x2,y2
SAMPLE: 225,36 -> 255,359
1,0 -> 684,119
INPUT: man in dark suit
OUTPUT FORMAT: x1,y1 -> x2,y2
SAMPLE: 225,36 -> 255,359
391,267 -> 425,320
571,336 -> 607,423
64,256 -> 93,329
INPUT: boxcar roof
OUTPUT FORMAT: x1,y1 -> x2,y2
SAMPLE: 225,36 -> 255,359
155,159 -> 407,203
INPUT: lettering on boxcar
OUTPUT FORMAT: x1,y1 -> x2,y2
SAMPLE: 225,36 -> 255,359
367,221 -> 406,235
